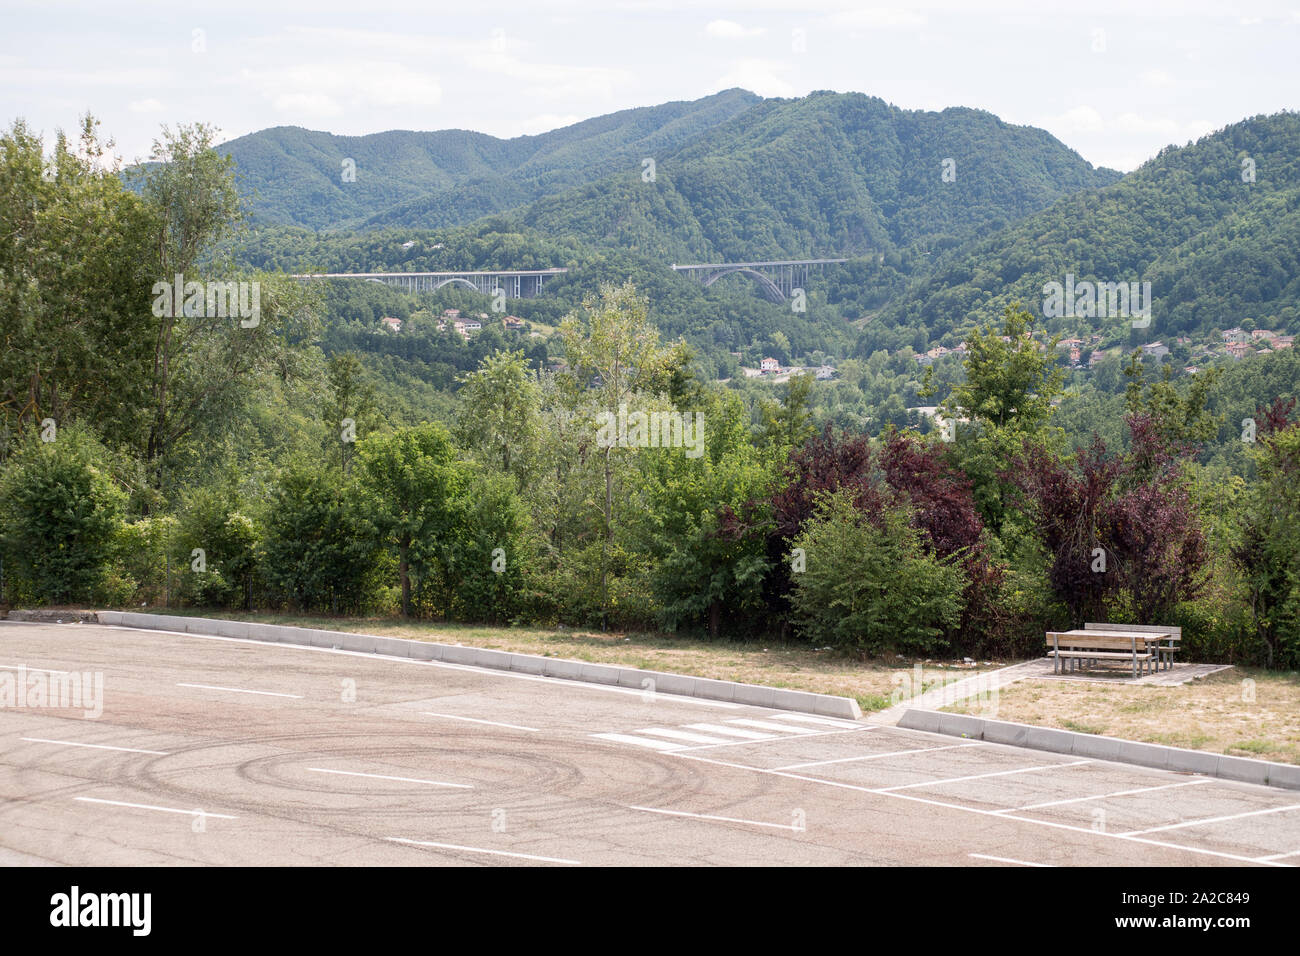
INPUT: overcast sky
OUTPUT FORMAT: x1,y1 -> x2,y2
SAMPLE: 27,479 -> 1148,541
3,0 -> 1297,173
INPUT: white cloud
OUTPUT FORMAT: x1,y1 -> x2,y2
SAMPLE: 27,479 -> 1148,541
479,54 -> 633,103
238,61 -> 442,115
825,7 -> 927,30
270,91 -> 343,118
1114,112 -> 1215,141
1139,69 -> 1175,88
128,98 -> 164,113
705,19 -> 765,39
715,58 -> 796,97
1039,105 -> 1106,134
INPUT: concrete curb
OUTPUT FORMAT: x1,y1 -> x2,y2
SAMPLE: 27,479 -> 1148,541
83,611 -> 862,720
4,609 -> 98,624
898,709 -> 1300,791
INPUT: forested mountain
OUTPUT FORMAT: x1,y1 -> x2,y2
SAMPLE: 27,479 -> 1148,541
502,91 -> 1121,262
221,89 -> 1120,256
876,111 -> 1300,345
219,89 -> 761,229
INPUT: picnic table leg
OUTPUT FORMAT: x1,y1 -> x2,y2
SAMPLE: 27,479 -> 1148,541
1132,638 -> 1138,679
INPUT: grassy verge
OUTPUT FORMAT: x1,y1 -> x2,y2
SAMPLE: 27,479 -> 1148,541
944,668 -> 1300,765
122,608 -> 1006,713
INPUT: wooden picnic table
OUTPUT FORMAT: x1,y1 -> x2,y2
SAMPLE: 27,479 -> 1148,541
1046,628 -> 1171,677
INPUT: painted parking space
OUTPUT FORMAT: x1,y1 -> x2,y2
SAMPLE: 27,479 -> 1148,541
4,621 -> 1298,867
594,720 -> 1300,866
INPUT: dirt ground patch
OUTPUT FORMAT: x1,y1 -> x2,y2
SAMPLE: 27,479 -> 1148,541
145,609 -> 1003,713
945,667 -> 1300,765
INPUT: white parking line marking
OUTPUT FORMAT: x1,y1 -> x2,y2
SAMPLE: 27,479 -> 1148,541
726,718 -> 818,735
1256,848 -> 1300,862
0,663 -> 69,674
385,837 -> 580,865
996,779 -> 1211,813
773,743 -> 980,771
1119,803 -> 1300,836
684,723 -> 776,740
306,768 -> 472,789
177,682 -> 302,699
669,751 -> 1291,867
970,853 -> 1053,867
21,737 -> 169,756
763,713 -> 861,729
877,760 -> 1092,792
635,728 -> 732,745
627,805 -> 801,831
74,797 -> 237,819
674,725 -> 878,752
421,712 -> 539,732
591,733 -> 683,751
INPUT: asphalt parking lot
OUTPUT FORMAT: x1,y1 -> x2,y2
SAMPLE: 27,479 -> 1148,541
2,620 -> 1298,866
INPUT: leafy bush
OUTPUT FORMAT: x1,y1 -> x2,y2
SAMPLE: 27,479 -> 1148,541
171,487 -> 261,609
788,491 -> 966,655
261,461 -> 384,614
0,427 -> 126,605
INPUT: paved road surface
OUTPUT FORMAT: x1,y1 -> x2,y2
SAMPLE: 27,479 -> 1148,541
2,621 -> 1298,867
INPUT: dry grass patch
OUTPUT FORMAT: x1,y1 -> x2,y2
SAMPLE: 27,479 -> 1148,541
946,668 -> 1300,765
162,609 -> 1000,712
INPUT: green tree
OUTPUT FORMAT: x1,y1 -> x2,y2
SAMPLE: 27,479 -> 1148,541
322,352 -> 379,474
558,280 -> 684,622
1236,416 -> 1300,667
0,115 -> 156,448
0,426 -> 127,604
455,349 -> 542,482
759,371 -> 817,450
135,124 -> 320,482
261,460 -> 383,614
629,391 -> 775,636
939,303 -> 1063,432
1123,353 -> 1222,454
356,422 -> 465,617
928,303 -> 1066,533
172,484 -> 261,610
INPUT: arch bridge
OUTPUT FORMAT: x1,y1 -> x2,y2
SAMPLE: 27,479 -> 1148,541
291,268 -> 568,298
671,259 -> 851,302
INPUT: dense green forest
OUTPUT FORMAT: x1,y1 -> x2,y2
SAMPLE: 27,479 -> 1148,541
879,111 -> 1300,344
222,90 -> 1120,260
219,89 -> 762,229
3,104 -> 1300,671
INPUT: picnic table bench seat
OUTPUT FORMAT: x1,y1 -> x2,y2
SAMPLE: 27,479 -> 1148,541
1046,630 -> 1165,677
1084,623 -> 1182,671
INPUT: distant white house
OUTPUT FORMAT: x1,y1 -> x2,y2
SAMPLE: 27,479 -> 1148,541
380,316 -> 402,332
760,357 -> 781,373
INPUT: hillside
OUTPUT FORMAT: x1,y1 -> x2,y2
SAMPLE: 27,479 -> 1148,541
219,89 -> 761,229
221,89 -> 1120,259
498,91 -> 1121,263
874,111 -> 1300,346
